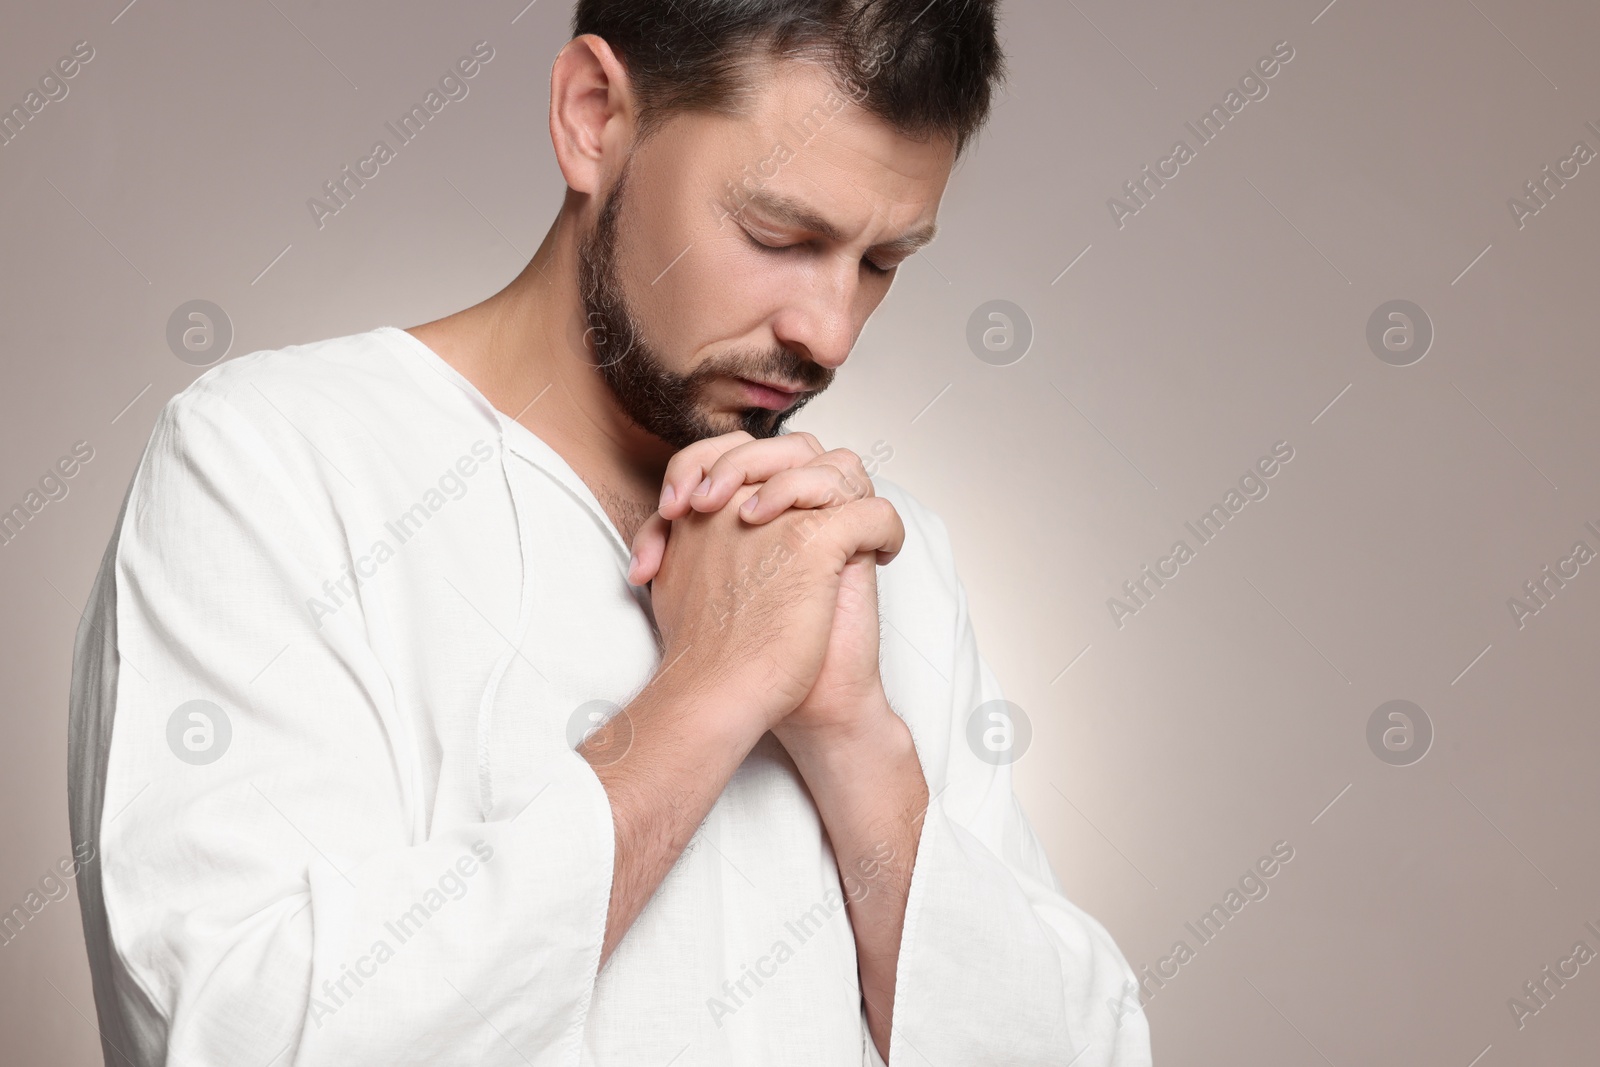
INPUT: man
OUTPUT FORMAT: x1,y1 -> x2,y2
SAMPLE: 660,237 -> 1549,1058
68,2 -> 1152,1065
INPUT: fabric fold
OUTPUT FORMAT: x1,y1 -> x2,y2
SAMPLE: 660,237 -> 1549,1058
80,379 -> 618,1067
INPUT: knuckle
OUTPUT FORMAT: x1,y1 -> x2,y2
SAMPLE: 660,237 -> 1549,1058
845,463 -> 871,496
669,440 -> 717,475
823,449 -> 870,493
716,436 -> 756,464
865,495 -> 898,523
662,454 -> 692,481
826,468 -> 853,505
708,454 -> 742,483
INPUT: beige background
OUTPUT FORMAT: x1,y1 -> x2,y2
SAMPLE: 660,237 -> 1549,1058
4,0 -> 1599,1062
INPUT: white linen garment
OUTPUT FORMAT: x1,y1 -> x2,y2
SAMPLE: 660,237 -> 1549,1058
67,325 -> 1153,1067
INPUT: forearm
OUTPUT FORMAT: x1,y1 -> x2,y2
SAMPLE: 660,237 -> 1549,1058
775,695 -> 928,1061
581,674 -> 768,968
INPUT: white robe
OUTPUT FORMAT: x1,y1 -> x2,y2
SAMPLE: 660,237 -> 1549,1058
67,325 -> 1153,1066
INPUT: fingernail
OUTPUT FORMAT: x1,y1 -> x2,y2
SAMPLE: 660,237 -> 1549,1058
740,493 -> 760,516
692,476 -> 712,496
659,483 -> 676,508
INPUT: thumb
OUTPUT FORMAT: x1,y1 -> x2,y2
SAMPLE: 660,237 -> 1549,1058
627,510 -> 671,586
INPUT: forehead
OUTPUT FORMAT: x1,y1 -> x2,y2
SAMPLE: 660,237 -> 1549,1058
643,54 -> 956,236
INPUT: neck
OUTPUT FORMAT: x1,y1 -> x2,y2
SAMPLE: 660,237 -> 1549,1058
407,193 -> 675,543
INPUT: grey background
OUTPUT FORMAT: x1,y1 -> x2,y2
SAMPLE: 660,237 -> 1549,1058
4,0 -> 1598,1063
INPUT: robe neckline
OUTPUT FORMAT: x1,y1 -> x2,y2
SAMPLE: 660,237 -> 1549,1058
377,324 -> 632,563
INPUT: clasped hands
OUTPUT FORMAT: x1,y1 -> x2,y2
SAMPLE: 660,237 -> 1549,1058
625,430 -> 905,745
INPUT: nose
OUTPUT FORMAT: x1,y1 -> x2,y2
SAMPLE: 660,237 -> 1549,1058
770,253 -> 864,371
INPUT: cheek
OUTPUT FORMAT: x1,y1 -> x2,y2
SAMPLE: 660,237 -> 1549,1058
652,240 -> 781,343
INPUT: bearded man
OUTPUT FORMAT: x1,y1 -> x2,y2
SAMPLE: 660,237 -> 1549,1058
68,3 -> 1151,1065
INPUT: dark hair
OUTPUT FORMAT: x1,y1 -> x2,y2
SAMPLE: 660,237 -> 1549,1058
571,0 -> 1006,157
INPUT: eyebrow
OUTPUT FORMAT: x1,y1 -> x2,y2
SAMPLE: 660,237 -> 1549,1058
738,188 -> 938,257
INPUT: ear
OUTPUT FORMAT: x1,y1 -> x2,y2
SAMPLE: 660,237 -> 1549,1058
549,33 -> 636,196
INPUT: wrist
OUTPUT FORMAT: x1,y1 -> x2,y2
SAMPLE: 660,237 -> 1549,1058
653,636 -> 814,733
777,700 -> 928,875
774,686 -> 905,773
630,668 -> 772,759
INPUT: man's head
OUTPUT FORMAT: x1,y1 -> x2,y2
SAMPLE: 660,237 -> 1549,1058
555,0 -> 1006,449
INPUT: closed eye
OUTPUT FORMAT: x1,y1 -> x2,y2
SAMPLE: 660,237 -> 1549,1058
742,229 -> 896,277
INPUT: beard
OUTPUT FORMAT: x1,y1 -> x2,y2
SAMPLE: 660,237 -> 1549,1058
575,160 -> 832,450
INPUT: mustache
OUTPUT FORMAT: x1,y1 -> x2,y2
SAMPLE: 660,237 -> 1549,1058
702,349 -> 833,393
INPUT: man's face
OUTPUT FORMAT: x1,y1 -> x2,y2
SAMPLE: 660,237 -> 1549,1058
576,56 -> 956,449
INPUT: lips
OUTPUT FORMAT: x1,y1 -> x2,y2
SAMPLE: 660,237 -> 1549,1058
735,377 -> 806,410
744,377 -> 805,395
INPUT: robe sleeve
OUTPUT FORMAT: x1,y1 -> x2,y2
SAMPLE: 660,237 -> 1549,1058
880,539 -> 1153,1066
73,382 -> 615,1067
